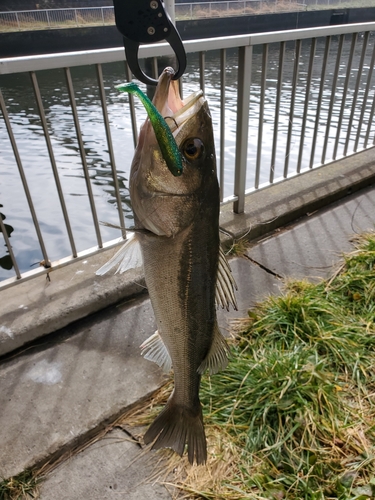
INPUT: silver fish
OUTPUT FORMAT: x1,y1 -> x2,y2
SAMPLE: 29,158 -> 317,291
97,67 -> 237,465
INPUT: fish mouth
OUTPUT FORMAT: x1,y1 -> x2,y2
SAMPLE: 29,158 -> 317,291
153,67 -> 205,135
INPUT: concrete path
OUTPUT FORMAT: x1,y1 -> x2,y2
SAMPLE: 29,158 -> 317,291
249,184 -> 375,281
0,181 -> 374,498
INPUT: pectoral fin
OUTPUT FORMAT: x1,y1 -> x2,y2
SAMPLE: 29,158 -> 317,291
216,247 -> 238,311
140,331 -> 172,373
198,323 -> 231,375
96,232 -> 143,275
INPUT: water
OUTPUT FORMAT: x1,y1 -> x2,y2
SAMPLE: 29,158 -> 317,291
0,35 -> 374,281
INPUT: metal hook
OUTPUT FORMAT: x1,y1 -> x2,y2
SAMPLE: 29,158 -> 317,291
113,0 -> 187,86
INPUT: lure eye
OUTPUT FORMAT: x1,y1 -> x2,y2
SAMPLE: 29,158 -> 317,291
182,138 -> 204,162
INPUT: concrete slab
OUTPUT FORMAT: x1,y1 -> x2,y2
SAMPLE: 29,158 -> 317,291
38,428 -> 172,500
248,185 -> 375,281
0,295 -> 164,480
0,246 -> 145,357
220,148 -> 375,243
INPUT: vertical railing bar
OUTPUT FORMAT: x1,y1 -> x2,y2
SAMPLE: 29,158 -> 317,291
344,31 -> 370,156
96,63 -> 126,238
354,34 -> 375,152
255,43 -> 268,189
333,33 -> 357,160
297,37 -> 316,173
46,9 -> 50,28
321,34 -> 344,164
219,48 -> 226,202
152,57 -> 159,80
199,51 -> 205,96
270,40 -> 285,183
309,35 -> 331,169
234,44 -> 252,214
178,77 -> 183,101
29,71 -> 78,258
364,90 -> 375,148
64,67 -> 103,248
0,214 -> 21,279
284,38 -> 301,178
0,88 -> 51,266
125,62 -> 138,148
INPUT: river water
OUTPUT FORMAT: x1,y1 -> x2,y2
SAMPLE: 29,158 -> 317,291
0,34 -> 374,281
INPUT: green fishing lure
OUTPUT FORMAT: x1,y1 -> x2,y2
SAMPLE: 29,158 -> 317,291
117,82 -> 183,177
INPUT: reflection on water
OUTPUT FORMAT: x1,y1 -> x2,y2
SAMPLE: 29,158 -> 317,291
0,34 -> 374,280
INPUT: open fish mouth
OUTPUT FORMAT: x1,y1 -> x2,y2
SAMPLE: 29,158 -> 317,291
152,67 -> 205,135
169,90 -> 205,134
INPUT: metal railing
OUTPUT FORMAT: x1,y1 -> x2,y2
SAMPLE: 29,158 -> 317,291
0,0 -> 357,32
0,22 -> 375,288
0,7 -> 115,32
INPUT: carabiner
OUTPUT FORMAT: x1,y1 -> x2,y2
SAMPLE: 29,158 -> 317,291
113,0 -> 187,86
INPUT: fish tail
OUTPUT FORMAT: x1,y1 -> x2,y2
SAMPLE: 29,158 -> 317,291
143,396 -> 207,465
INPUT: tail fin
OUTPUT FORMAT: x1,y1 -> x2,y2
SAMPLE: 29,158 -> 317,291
143,397 -> 207,465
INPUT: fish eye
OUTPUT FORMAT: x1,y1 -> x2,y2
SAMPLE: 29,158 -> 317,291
182,138 -> 204,161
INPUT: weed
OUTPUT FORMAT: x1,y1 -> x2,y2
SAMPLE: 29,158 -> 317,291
0,470 -> 39,500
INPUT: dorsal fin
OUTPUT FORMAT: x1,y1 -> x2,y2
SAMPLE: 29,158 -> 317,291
197,322 -> 231,375
216,246 -> 238,311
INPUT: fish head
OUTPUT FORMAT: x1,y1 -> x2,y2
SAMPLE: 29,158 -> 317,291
130,67 -> 218,237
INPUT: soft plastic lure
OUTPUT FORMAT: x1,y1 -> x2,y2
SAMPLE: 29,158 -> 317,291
117,82 -> 183,177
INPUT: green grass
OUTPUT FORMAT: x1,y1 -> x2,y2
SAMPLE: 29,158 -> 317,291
0,470 -> 39,500
131,231 -> 375,499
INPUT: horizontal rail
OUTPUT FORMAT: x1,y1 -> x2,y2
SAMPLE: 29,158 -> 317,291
1,22 -> 375,75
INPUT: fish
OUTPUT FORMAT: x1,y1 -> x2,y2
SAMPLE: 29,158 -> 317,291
97,67 -> 237,465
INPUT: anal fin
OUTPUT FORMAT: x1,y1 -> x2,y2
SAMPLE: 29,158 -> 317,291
140,331 -> 172,373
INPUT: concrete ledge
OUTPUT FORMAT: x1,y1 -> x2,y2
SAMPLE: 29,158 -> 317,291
0,250 -> 146,357
0,148 -> 374,357
220,148 -> 375,242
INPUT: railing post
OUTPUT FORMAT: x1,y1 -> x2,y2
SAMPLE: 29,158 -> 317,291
255,43 -> 268,188
220,48 -> 226,202
45,9 -> 50,28
15,11 -> 20,30
234,44 -> 252,214
199,51 -> 205,96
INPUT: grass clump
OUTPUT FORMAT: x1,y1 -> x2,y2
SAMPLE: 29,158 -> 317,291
129,231 -> 375,499
0,470 -> 40,500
